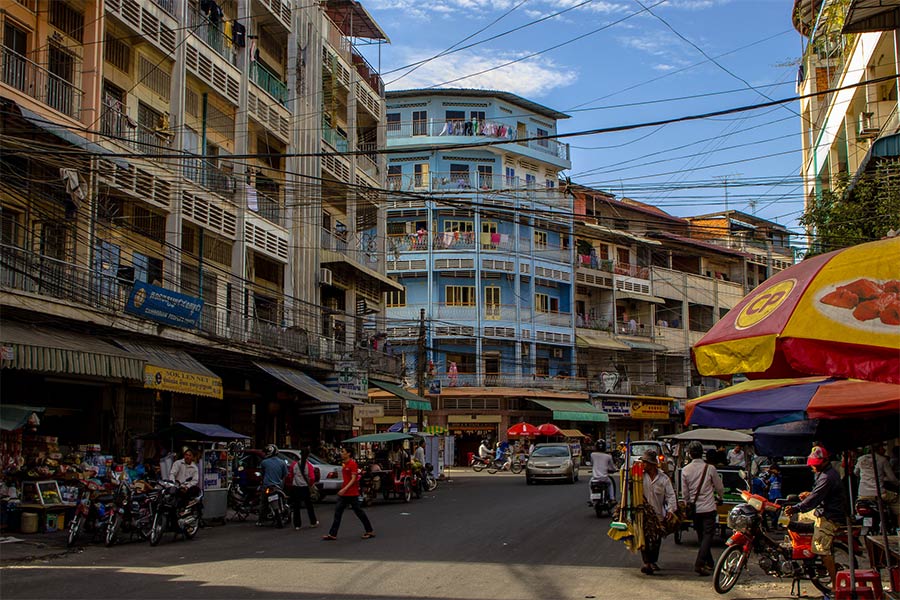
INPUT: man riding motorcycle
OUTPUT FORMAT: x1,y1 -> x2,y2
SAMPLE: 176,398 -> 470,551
478,440 -> 493,462
589,440 -> 617,503
256,444 -> 288,526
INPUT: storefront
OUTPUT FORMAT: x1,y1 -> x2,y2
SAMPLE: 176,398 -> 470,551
447,415 -> 501,466
595,395 -> 676,442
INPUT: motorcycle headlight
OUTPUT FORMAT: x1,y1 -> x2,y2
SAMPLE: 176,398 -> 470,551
727,504 -> 760,533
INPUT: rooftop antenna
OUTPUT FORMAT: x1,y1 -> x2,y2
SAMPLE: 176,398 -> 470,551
716,173 -> 742,212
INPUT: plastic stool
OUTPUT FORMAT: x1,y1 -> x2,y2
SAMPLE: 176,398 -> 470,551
833,569 -> 884,600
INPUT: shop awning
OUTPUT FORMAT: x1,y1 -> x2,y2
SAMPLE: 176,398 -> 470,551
576,330 -> 631,350
150,422 -> 250,441
254,361 -> 361,406
619,338 -> 668,352
115,340 -> 222,399
0,322 -> 144,381
559,428 -> 586,438
530,399 -> 609,422
369,379 -> 431,411
0,405 -> 45,431
616,291 -> 665,304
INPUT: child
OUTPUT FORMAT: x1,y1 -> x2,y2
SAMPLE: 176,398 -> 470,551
766,463 -> 782,502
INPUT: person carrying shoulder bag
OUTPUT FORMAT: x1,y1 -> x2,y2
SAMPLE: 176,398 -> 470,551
286,451 -> 319,530
680,441 -> 724,576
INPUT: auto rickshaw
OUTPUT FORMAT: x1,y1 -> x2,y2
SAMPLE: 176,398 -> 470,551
660,428 -> 753,544
343,432 -> 420,506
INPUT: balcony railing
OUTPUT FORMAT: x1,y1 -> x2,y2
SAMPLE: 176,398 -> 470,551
614,262 -> 650,279
350,47 -> 384,96
431,372 -> 588,391
533,310 -> 572,327
387,230 -> 567,256
533,244 -> 571,263
358,144 -> 379,179
386,172 -> 570,208
1,46 -> 82,119
251,62 -> 288,105
151,0 -> 176,15
100,105 -> 171,157
576,255 -> 614,272
321,228 -> 381,268
187,5 -> 238,66
183,159 -> 237,198
387,119 -> 570,161
323,124 -> 349,152
0,243 -> 403,373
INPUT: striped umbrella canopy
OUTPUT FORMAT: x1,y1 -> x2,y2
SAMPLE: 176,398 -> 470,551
692,236 -> 900,384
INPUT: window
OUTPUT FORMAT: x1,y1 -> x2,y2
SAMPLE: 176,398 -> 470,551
525,174 -> 536,188
446,285 -> 476,306
478,165 -> 493,189
536,128 -> 549,148
132,205 -> 166,242
536,357 -> 550,377
133,252 -> 163,285
545,179 -> 555,189
450,163 -> 470,188
534,230 -> 548,247
387,165 -> 402,190
2,23 -> 28,90
481,221 -> 497,234
484,286 -> 500,319
414,163 -> 429,188
105,33 -> 131,73
445,110 -> 464,122
445,352 -> 475,374
101,82 -> 126,136
470,111 -> 485,122
1,210 -> 22,247
617,248 -> 629,265
444,220 -> 473,233
253,293 -> 280,323
412,110 -> 427,136
386,112 -> 400,133
505,167 -> 515,186
385,288 -> 406,307
535,294 -> 560,313
47,43 -> 77,114
49,1 -> 84,42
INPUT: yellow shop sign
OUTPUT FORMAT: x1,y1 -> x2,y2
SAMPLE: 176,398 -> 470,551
143,365 -> 223,399
630,400 -> 670,420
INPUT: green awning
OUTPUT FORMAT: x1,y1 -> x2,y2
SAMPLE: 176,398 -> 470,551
0,322 -> 144,381
530,399 -> 609,422
369,378 -> 432,411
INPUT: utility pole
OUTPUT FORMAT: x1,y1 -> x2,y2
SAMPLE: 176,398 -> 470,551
415,308 -> 426,433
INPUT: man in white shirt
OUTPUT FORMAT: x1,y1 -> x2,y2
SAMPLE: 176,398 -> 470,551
413,440 -> 426,466
589,440 -> 617,502
170,448 -> 200,487
855,444 -> 900,517
727,444 -> 746,468
681,442 -> 725,576
639,450 -> 677,576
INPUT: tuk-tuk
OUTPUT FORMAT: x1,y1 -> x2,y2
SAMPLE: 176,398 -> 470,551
660,428 -> 753,544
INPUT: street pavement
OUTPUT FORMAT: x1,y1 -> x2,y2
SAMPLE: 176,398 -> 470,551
1,470 -> 799,599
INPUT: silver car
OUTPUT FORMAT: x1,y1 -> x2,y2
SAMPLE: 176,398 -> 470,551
525,443 -> 579,485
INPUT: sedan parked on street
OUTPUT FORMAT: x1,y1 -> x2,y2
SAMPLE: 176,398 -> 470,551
525,443 -> 579,485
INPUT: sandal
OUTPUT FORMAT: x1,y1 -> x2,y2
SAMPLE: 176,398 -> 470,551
361,532 -> 376,539
321,534 -> 337,541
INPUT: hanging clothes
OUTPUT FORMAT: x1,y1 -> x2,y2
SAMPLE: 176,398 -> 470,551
232,21 -> 246,48
223,20 -> 233,48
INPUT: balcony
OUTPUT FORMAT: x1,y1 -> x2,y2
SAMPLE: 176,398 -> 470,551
100,105 -> 170,157
431,372 -> 588,391
323,124 -> 349,152
251,62 -> 288,106
357,144 -> 379,180
1,47 -> 82,119
533,310 -> 572,328
182,159 -> 237,199
0,243 -> 376,368
533,244 -> 570,263
321,228 -> 381,268
187,4 -> 238,66
350,47 -> 384,96
151,0 -> 175,14
386,172 -> 570,210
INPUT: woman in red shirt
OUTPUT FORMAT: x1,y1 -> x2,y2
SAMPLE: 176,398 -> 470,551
322,446 -> 375,540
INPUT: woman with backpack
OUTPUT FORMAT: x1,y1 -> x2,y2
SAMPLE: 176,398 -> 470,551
287,450 -> 319,530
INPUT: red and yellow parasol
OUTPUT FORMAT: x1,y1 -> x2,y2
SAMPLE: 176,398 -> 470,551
693,236 -> 900,384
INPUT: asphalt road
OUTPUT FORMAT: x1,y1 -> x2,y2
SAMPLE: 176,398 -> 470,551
1,470 -> 792,600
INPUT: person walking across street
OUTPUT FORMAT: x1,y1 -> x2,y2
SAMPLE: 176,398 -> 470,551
287,451 -> 319,530
681,441 -> 724,576
322,446 -> 374,541
639,449 -> 677,576
784,446 -> 844,584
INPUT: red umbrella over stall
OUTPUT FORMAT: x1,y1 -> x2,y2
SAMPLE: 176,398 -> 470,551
537,423 -> 562,437
692,236 -> 900,384
507,422 -> 539,438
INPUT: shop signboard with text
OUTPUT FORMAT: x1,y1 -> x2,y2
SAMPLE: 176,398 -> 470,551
336,362 -> 368,400
630,400 -> 671,420
125,281 -> 204,329
600,400 -> 631,417
144,365 -> 223,399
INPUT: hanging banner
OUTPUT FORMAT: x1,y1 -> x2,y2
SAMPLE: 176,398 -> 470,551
143,365 -> 223,399
125,281 -> 203,329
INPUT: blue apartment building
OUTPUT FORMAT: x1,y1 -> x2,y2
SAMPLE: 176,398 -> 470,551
376,89 -> 606,460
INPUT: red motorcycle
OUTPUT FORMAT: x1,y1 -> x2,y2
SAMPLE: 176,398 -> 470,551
713,490 -> 852,596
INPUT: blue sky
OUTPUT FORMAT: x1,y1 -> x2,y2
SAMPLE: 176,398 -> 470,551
361,0 -> 805,241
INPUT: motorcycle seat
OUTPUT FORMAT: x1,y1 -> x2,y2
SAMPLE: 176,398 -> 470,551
787,520 -> 815,534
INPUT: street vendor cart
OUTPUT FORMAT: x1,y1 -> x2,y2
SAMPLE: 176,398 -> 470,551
147,422 -> 249,521
661,428 -> 753,544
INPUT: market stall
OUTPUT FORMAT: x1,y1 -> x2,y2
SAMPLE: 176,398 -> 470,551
147,422 -> 249,521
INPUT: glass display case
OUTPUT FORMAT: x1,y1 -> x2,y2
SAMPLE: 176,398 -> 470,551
21,480 -> 62,505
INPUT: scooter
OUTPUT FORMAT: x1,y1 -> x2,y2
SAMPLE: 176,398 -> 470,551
227,478 -> 257,521
259,484 -> 290,528
855,497 -> 897,536
589,478 -> 616,518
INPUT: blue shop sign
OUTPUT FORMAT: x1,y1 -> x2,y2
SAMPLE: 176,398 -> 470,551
125,281 -> 204,329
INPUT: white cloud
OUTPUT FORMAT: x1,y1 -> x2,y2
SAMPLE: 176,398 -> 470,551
385,48 -> 578,98
653,63 -> 676,71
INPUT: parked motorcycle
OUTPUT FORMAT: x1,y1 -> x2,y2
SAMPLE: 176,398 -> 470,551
149,480 -> 202,546
421,462 -> 438,492
258,484 -> 290,528
227,479 -> 257,521
855,497 -> 897,536
105,479 -> 156,547
589,478 -> 616,518
713,490 -> 849,595
67,480 -> 115,547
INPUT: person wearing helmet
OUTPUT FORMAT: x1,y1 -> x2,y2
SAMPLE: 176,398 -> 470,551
784,446 -> 843,584
257,444 -> 288,526
589,439 -> 617,503
478,439 -> 492,461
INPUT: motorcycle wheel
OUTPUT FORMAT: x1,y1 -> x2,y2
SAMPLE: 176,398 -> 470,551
402,480 -> 412,503
472,461 -> 487,473
149,512 -> 166,547
511,462 -> 524,475
184,511 -> 200,539
425,475 -> 438,492
594,504 -> 603,519
713,545 -> 746,594
67,514 -> 82,548
487,463 -> 500,474
105,512 -> 121,547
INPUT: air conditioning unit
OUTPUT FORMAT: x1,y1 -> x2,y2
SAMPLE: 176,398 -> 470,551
858,111 -> 878,139
551,348 -> 564,358
320,267 -> 333,286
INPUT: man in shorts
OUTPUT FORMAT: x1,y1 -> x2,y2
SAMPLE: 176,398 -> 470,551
784,446 -> 844,584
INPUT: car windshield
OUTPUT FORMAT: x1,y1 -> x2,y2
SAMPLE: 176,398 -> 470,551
630,443 -> 662,459
532,447 -> 569,458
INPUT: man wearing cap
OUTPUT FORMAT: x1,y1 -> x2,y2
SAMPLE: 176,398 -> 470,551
784,446 -> 844,584
639,449 -> 677,575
